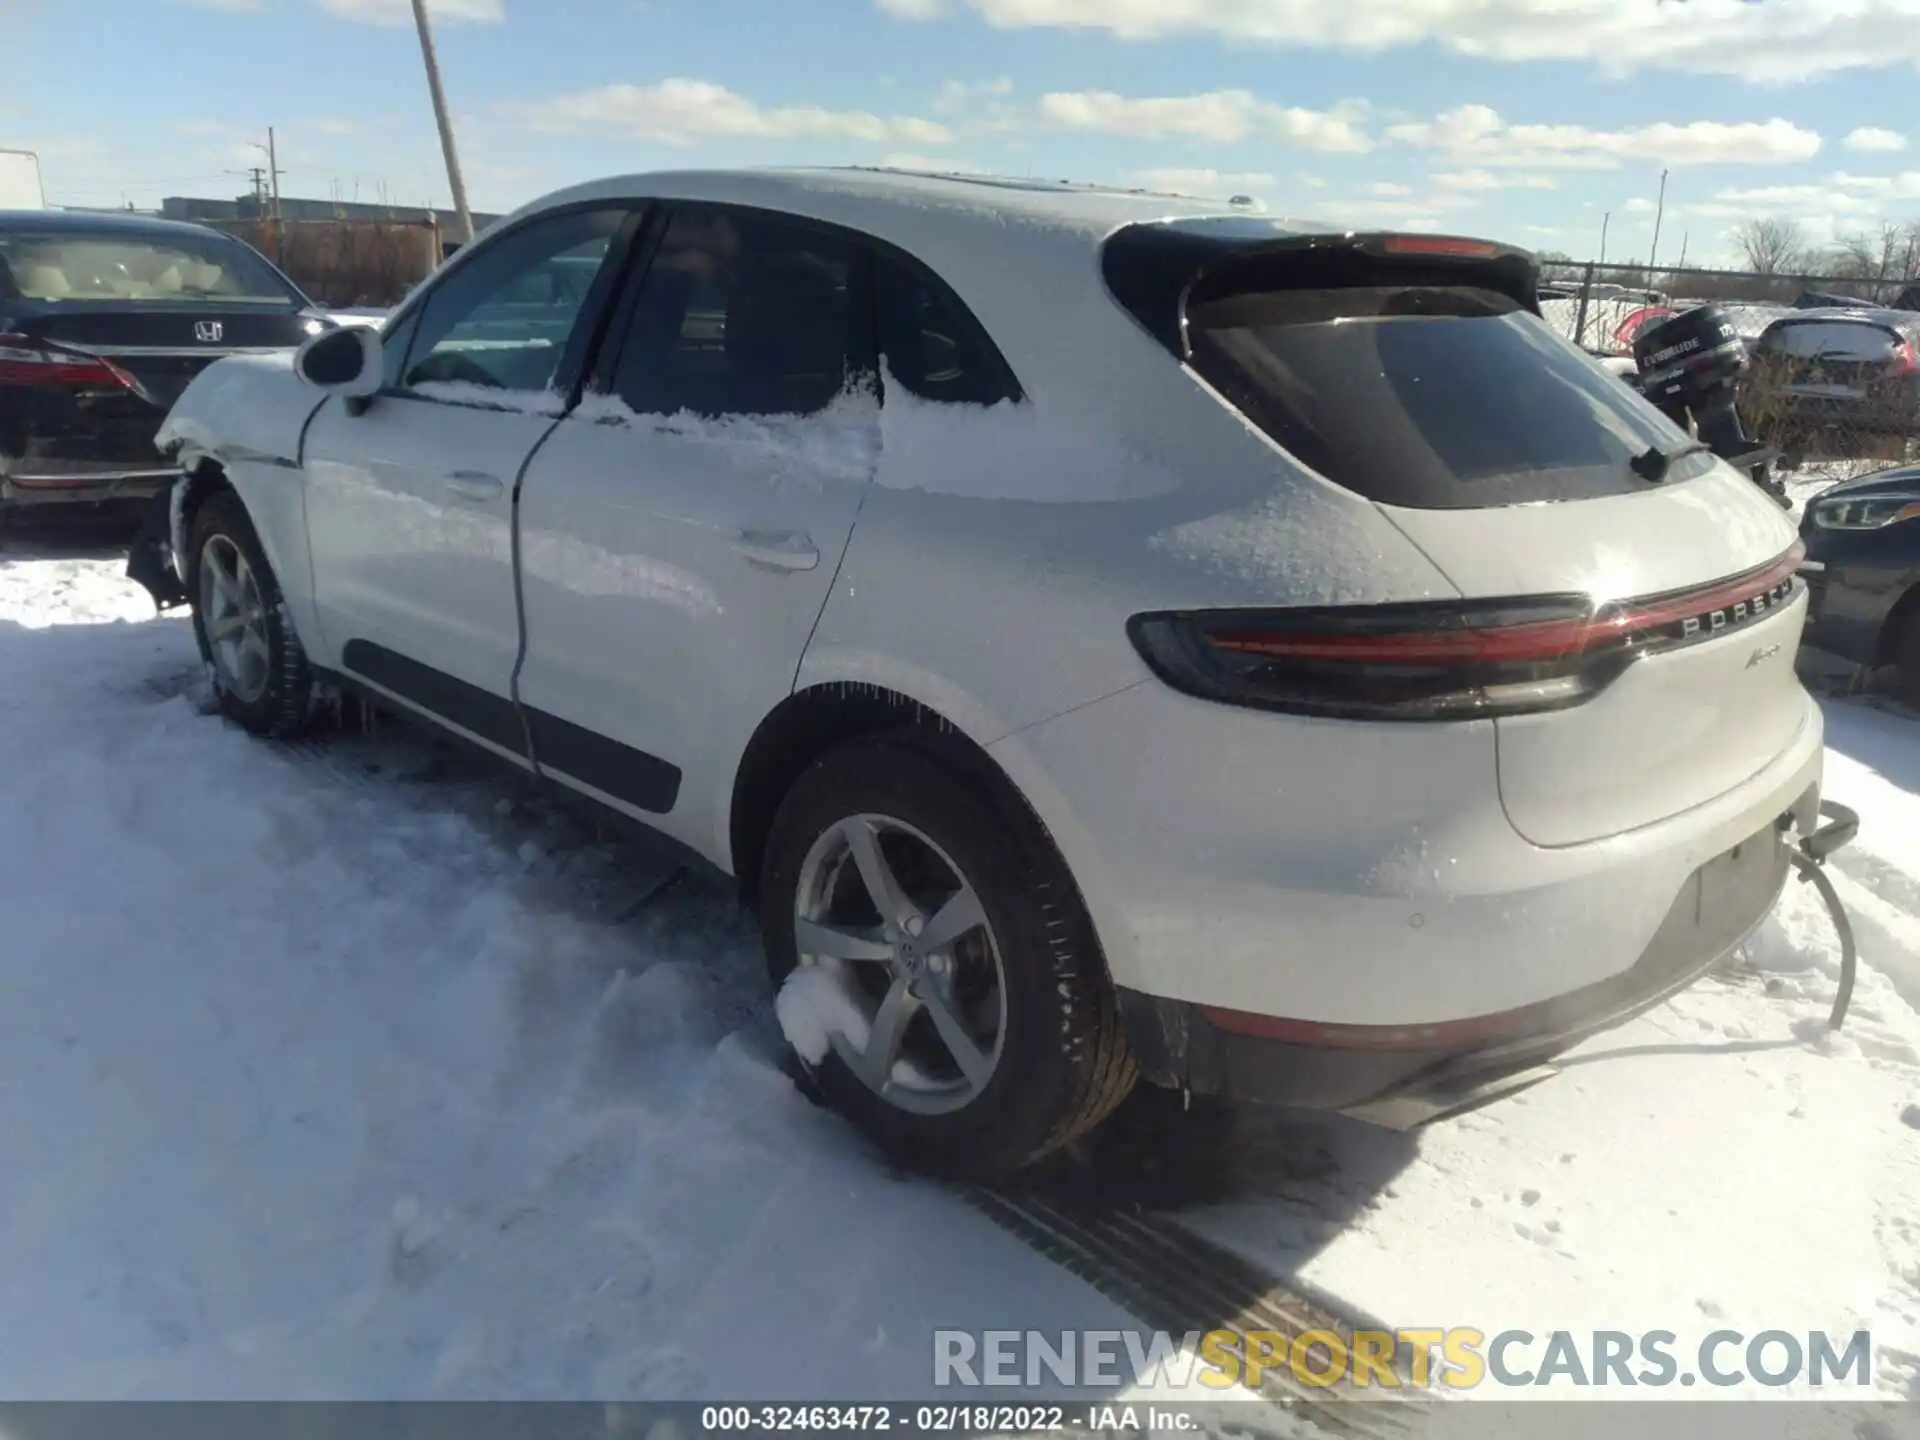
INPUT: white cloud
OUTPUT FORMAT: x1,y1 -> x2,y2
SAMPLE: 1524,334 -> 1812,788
313,117 -> 358,136
1433,168 -> 1556,191
317,0 -> 502,21
882,0 -> 1920,85
1367,180 -> 1413,196
510,80 -> 953,146
1037,89 -> 1370,151
1388,104 -> 1820,169
877,152 -> 986,173
1320,197 -> 1447,230
877,0 -> 947,14
1832,169 -> 1920,198
1622,196 -> 1657,213
1126,167 -> 1278,197
1843,126 -> 1907,154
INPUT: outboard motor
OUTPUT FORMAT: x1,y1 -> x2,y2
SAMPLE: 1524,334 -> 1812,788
1630,304 -> 1790,507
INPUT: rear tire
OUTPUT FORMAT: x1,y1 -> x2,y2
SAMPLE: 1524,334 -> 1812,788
188,490 -> 314,738
759,734 -> 1136,1179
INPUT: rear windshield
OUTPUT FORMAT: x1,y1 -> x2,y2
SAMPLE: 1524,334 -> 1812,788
1187,284 -> 1701,509
0,228 -> 299,305
1755,320 -> 1901,361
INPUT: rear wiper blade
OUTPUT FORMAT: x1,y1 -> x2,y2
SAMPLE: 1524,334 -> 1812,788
1630,440 -> 1713,483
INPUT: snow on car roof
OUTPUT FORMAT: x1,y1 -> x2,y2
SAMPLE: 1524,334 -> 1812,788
531,164 -> 1310,237
509,167 -> 1338,410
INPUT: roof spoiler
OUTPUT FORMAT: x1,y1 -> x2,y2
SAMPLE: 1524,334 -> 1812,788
1102,222 -> 1540,359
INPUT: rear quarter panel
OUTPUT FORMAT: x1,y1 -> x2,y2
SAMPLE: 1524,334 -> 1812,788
796,302 -> 1461,750
159,352 -> 330,659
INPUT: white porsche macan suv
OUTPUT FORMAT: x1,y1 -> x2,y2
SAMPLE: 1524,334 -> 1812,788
136,169 -> 1824,1178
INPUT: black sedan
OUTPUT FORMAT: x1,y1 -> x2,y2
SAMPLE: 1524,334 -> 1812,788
1,210 -> 323,517
1800,464 -> 1920,706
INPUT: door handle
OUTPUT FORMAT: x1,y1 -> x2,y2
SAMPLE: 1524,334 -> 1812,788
445,470 -> 505,502
731,529 -> 820,572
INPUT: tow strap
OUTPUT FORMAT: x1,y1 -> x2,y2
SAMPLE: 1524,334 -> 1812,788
1792,800 -> 1861,1031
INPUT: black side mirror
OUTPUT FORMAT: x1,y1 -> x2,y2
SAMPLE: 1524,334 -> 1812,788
294,325 -> 383,398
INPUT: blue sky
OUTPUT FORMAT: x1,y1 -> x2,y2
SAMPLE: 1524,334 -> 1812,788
6,0 -> 1920,264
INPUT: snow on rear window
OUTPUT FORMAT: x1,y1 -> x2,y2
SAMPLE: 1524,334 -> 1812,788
1187,284 -> 1695,510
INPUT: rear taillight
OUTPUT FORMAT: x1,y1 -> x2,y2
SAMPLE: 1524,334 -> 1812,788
1889,340 -> 1918,376
0,333 -> 132,389
1128,545 -> 1805,721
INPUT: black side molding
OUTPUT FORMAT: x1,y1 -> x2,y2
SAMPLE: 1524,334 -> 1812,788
339,638 -> 682,815
524,707 -> 681,815
341,639 -> 527,757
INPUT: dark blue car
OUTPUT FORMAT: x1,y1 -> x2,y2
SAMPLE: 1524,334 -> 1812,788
1800,464 -> 1920,706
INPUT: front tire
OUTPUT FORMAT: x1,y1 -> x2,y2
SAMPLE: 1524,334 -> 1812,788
760,734 -> 1136,1179
188,490 -> 314,738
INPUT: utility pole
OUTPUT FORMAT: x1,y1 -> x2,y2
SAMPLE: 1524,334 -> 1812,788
409,0 -> 474,247
1647,168 -> 1670,276
247,134 -> 288,261
267,126 -> 284,263
1598,209 -> 1611,268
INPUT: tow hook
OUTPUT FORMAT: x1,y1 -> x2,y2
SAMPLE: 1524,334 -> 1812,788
1789,801 -> 1861,1031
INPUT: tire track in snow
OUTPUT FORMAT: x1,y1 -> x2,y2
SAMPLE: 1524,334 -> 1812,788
964,1187 -> 1428,1431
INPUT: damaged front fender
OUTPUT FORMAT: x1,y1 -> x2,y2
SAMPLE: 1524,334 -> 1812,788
125,481 -> 189,611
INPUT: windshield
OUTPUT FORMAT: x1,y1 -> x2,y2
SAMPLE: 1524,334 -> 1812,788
1188,283 -> 1703,508
0,227 -> 301,305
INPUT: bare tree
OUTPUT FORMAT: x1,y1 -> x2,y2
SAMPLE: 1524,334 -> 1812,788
1734,216 -> 1810,275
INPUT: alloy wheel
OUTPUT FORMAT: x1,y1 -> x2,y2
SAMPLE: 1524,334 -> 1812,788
199,534 -> 272,705
792,812 -> 1008,1115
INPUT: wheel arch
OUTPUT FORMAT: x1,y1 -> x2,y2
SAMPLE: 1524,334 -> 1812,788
728,683 -> 1069,913
171,453 -> 235,565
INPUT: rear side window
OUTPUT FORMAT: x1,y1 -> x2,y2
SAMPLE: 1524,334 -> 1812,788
611,206 -> 871,418
876,255 -> 1018,406
1187,284 -> 1693,509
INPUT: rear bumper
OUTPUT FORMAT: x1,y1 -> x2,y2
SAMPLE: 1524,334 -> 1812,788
1118,814 -> 1793,1115
1765,392 -> 1920,437
988,672 -> 1825,1028
2,466 -> 178,507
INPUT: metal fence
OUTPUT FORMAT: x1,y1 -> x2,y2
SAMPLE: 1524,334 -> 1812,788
1541,260 -> 1920,473
1540,259 -> 1920,356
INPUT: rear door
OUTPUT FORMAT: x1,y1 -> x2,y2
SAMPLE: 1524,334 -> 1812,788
513,203 -> 880,843
1175,241 -> 1806,847
301,205 -> 636,760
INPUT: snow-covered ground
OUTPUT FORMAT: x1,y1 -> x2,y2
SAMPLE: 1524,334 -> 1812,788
0,540 -> 1145,1401
1,534 -> 1917,1413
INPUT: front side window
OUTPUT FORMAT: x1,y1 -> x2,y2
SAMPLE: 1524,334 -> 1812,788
401,207 -> 626,397
0,227 -> 301,305
610,206 -> 870,418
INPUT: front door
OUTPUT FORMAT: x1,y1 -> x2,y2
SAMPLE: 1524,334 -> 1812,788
301,205 -> 633,758
515,203 -> 880,850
